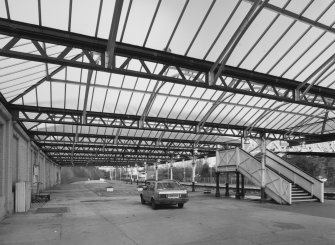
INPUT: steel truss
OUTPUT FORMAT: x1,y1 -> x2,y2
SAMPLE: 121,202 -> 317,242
11,105 -> 309,141
30,131 -> 237,150
28,130 -> 233,165
39,143 -> 214,155
56,159 -> 159,167
1,19 -> 335,110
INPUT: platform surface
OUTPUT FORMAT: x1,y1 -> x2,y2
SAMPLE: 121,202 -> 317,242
1,180 -> 335,245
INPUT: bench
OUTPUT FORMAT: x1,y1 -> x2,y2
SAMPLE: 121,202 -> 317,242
36,193 -> 50,201
325,192 -> 335,199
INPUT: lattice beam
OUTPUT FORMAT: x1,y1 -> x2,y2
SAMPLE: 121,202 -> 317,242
10,105 -> 309,141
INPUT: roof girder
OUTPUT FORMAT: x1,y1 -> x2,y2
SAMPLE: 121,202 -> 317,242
245,0 -> 335,35
1,19 -> 335,109
39,142 -> 214,153
105,0 -> 124,68
29,130 -> 238,148
10,104 -> 309,141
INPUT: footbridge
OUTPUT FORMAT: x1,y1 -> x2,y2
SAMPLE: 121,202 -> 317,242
216,148 -> 324,205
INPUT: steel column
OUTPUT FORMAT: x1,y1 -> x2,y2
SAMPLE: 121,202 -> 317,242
215,172 -> 220,197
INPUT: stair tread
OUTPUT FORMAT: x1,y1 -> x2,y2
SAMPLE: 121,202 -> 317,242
292,198 -> 318,202
292,196 -> 313,199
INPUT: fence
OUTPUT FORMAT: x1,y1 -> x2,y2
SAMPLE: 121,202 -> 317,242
183,175 -> 256,186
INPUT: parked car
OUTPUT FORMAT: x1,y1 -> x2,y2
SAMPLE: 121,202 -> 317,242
140,180 -> 189,209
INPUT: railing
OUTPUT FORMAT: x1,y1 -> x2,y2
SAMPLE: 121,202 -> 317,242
236,148 -> 291,204
216,148 -> 292,204
265,150 -> 324,202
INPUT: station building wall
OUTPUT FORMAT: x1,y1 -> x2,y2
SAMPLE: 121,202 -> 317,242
0,102 -> 61,221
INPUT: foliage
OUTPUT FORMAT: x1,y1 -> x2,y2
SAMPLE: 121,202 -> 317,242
283,156 -> 322,177
61,167 -> 107,184
326,166 -> 335,186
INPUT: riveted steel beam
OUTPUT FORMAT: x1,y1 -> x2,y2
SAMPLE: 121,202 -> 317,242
1,19 -> 335,109
9,104 -> 310,141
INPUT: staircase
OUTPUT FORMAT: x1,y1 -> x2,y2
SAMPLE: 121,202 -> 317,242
254,153 -> 318,203
291,184 -> 318,203
216,148 -> 324,205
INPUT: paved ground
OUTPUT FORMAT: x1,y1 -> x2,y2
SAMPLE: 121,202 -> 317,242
0,180 -> 334,245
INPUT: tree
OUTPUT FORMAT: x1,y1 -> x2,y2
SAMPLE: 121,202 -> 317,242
326,166 -> 335,186
284,156 -> 322,177
200,163 -> 210,177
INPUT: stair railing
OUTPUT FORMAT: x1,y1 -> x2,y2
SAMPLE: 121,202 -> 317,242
217,148 -> 292,204
265,150 -> 324,202
236,148 -> 292,204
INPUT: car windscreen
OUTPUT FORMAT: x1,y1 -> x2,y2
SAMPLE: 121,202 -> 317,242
157,182 -> 181,190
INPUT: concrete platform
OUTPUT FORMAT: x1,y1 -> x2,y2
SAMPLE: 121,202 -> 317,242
0,180 -> 335,245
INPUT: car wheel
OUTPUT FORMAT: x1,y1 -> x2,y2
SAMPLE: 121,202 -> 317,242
151,198 -> 157,210
178,203 -> 184,208
140,195 -> 145,204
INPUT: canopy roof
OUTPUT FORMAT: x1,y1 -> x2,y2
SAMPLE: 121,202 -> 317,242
1,0 -> 335,166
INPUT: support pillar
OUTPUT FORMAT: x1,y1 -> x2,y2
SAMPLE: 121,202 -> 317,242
130,166 -> 133,184
235,171 -> 240,199
215,172 -> 220,197
191,158 -> 196,192
241,174 -> 245,198
183,160 -> 186,181
144,162 -> 147,181
260,134 -> 266,202
155,161 -> 159,181
170,162 -> 173,180
225,172 -> 229,197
